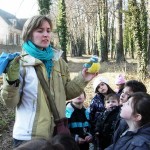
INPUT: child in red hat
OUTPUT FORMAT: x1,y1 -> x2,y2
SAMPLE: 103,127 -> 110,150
115,74 -> 126,96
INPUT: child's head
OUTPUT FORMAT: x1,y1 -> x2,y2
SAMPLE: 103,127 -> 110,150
51,134 -> 80,150
14,139 -> 48,150
115,74 -> 126,90
93,76 -> 114,95
105,93 -> 120,109
72,91 -> 86,104
120,92 -> 150,127
120,80 -> 147,104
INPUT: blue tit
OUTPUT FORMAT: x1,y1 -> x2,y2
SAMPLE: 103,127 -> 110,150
83,55 -> 100,73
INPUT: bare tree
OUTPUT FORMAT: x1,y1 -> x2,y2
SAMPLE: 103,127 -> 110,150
115,0 -> 124,62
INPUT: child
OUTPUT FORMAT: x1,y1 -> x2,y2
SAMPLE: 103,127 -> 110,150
14,139 -> 48,150
95,93 -> 120,150
115,74 -> 126,96
50,134 -> 80,150
119,80 -> 147,105
89,76 -> 115,129
15,134 -> 80,150
105,92 -> 150,150
66,92 -> 92,150
113,80 -> 147,143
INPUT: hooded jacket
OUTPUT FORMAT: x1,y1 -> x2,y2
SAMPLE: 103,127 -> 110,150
1,53 -> 88,141
105,123 -> 150,150
95,106 -> 121,149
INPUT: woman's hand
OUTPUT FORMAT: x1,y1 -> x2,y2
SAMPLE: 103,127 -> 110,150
82,68 -> 98,82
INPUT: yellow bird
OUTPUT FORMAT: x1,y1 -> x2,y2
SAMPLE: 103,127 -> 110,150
83,55 -> 100,73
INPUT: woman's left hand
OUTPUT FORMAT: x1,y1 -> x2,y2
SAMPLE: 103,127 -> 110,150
82,68 -> 98,82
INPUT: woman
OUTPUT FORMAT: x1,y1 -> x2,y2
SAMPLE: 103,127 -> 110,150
1,15 -> 96,148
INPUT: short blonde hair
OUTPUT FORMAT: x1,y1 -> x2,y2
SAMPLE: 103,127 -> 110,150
22,15 -> 53,42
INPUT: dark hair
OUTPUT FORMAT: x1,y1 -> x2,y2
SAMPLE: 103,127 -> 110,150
14,139 -> 47,150
130,92 -> 150,126
125,80 -> 147,93
41,141 -> 64,150
105,93 -> 120,102
51,134 -> 80,150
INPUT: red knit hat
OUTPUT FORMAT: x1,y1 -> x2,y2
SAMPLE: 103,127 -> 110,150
115,74 -> 126,85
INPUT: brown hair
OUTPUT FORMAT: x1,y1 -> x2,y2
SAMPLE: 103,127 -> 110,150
51,134 -> 80,150
131,92 -> 150,126
14,139 -> 47,150
22,15 -> 52,42
105,93 -> 120,102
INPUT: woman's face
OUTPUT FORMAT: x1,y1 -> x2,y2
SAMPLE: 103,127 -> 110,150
120,86 -> 133,104
32,20 -> 51,49
97,82 -> 108,94
120,97 -> 133,120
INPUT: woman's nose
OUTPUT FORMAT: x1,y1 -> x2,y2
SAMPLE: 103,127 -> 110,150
43,31 -> 49,36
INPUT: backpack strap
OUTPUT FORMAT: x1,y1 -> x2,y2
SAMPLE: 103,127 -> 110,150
34,66 -> 60,121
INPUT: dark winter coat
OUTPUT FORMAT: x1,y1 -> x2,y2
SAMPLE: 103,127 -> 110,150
95,106 -> 121,149
112,118 -> 128,143
89,93 -> 105,125
66,102 -> 91,150
105,123 -> 150,150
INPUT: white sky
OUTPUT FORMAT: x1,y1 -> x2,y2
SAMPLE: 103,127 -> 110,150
0,0 -> 39,18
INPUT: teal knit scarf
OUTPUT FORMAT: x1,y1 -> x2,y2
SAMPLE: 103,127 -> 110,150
22,40 -> 54,78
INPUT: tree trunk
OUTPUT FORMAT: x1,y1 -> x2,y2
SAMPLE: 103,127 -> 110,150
98,0 -> 108,62
115,0 -> 124,63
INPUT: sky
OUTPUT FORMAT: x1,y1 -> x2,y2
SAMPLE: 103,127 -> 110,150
0,0 -> 39,18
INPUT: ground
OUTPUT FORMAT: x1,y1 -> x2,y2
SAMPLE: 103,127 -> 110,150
0,55 -> 150,149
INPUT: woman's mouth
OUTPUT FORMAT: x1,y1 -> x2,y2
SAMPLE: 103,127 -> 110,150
42,39 -> 49,43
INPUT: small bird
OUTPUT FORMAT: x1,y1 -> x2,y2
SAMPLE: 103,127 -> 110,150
83,55 -> 100,73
